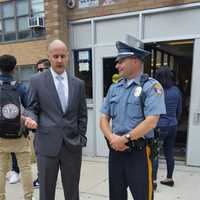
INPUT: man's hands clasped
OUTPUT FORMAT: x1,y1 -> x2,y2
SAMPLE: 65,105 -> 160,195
109,134 -> 129,151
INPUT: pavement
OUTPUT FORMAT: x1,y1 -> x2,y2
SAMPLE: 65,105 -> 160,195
5,156 -> 200,200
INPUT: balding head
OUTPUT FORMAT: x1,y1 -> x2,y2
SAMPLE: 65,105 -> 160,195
48,39 -> 69,74
48,39 -> 68,54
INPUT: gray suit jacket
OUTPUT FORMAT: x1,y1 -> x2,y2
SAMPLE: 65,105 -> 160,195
26,69 -> 87,156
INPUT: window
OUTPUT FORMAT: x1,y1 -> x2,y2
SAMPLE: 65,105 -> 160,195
74,49 -> 93,99
14,65 -> 36,88
0,0 -> 45,43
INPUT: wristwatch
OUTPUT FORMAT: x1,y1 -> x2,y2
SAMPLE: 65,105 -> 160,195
124,133 -> 131,141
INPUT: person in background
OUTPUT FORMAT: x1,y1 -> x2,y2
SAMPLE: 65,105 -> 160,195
35,58 -> 50,73
153,66 -> 182,189
6,59 -> 51,187
100,35 -> 166,200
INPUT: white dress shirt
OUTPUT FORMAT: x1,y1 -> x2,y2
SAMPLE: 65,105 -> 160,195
50,68 -> 69,108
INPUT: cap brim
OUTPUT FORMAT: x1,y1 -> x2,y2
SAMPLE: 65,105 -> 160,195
115,54 -> 135,62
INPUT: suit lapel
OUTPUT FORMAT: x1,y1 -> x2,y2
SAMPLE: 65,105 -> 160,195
65,72 -> 75,114
44,70 -> 63,112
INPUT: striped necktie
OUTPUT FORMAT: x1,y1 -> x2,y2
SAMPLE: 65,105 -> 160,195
56,75 -> 67,112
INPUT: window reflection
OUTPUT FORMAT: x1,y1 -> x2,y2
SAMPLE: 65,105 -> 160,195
16,0 -> 29,16
3,2 -> 14,18
0,0 -> 45,42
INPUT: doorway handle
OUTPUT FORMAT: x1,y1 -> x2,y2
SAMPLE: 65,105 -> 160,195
193,112 -> 200,125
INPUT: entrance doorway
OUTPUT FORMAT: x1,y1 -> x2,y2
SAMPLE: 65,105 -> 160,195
145,40 -> 193,160
103,57 -> 118,97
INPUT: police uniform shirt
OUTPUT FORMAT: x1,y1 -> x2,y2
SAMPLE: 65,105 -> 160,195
101,73 -> 166,138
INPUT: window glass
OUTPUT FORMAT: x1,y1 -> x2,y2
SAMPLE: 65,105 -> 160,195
33,12 -> 44,17
20,66 -> 35,81
18,17 -> 29,31
32,0 -> 43,3
163,53 -> 168,66
0,5 -> 2,18
74,49 -> 93,99
4,19 -> 15,33
4,33 -> 16,41
170,56 -> 174,68
0,0 -> 44,43
18,30 -> 31,40
16,0 -> 29,16
31,0 -> 44,14
3,2 -> 14,18
32,29 -> 45,38
16,65 -> 35,87
156,51 -> 161,68
0,20 -> 2,33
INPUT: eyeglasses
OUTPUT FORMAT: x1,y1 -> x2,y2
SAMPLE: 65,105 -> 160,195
37,68 -> 48,72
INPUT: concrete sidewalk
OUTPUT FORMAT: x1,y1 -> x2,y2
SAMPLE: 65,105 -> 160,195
5,157 -> 200,200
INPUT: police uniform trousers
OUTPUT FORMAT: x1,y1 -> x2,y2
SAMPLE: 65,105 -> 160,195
109,145 -> 153,200
0,136 -> 33,200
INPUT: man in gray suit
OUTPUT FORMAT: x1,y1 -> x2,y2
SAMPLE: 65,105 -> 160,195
25,39 -> 87,200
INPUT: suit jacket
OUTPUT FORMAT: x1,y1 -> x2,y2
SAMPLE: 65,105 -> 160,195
26,69 -> 87,156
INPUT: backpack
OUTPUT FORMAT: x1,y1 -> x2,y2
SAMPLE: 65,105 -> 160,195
0,80 -> 22,138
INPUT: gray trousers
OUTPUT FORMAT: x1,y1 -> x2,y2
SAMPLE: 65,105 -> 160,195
37,142 -> 82,200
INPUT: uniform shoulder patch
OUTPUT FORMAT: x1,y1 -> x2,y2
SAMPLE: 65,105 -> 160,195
153,83 -> 163,95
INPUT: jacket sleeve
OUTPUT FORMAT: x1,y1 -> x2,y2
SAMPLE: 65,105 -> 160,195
25,77 -> 40,123
78,80 -> 88,145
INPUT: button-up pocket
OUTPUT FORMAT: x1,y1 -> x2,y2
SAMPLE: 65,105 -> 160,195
127,96 -> 143,119
109,96 -> 119,117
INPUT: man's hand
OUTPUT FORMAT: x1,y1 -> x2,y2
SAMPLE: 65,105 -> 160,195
110,134 -> 129,151
24,117 -> 38,129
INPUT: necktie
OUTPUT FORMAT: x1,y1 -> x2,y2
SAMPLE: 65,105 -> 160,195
56,75 -> 67,112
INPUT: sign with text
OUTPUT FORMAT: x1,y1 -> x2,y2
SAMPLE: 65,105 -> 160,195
79,0 -> 99,8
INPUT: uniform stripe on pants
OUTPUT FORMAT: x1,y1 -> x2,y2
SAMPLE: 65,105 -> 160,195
146,145 -> 153,200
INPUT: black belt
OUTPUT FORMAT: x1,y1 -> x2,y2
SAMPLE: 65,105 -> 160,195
124,138 -> 146,152
105,135 -> 153,153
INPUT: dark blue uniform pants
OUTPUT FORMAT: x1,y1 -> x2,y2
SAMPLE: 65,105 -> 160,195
109,146 -> 153,200
153,126 -> 177,180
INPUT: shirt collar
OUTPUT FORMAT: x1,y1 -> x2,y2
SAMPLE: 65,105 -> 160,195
50,67 -> 67,80
119,73 -> 142,88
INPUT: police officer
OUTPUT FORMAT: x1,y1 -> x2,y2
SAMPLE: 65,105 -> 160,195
100,35 -> 166,200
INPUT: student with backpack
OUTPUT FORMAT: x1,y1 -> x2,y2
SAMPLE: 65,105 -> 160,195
6,58 -> 51,188
0,55 -> 35,200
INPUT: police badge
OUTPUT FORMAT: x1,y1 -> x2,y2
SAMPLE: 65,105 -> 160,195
134,86 -> 142,97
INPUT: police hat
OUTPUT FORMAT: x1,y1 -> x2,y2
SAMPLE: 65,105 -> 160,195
116,34 -> 150,62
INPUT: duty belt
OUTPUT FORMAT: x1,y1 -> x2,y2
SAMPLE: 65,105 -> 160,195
124,138 -> 146,152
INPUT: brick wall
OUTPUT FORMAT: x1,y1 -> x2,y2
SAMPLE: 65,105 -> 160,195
67,0 -> 200,20
45,0 -> 68,44
0,40 -> 48,65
